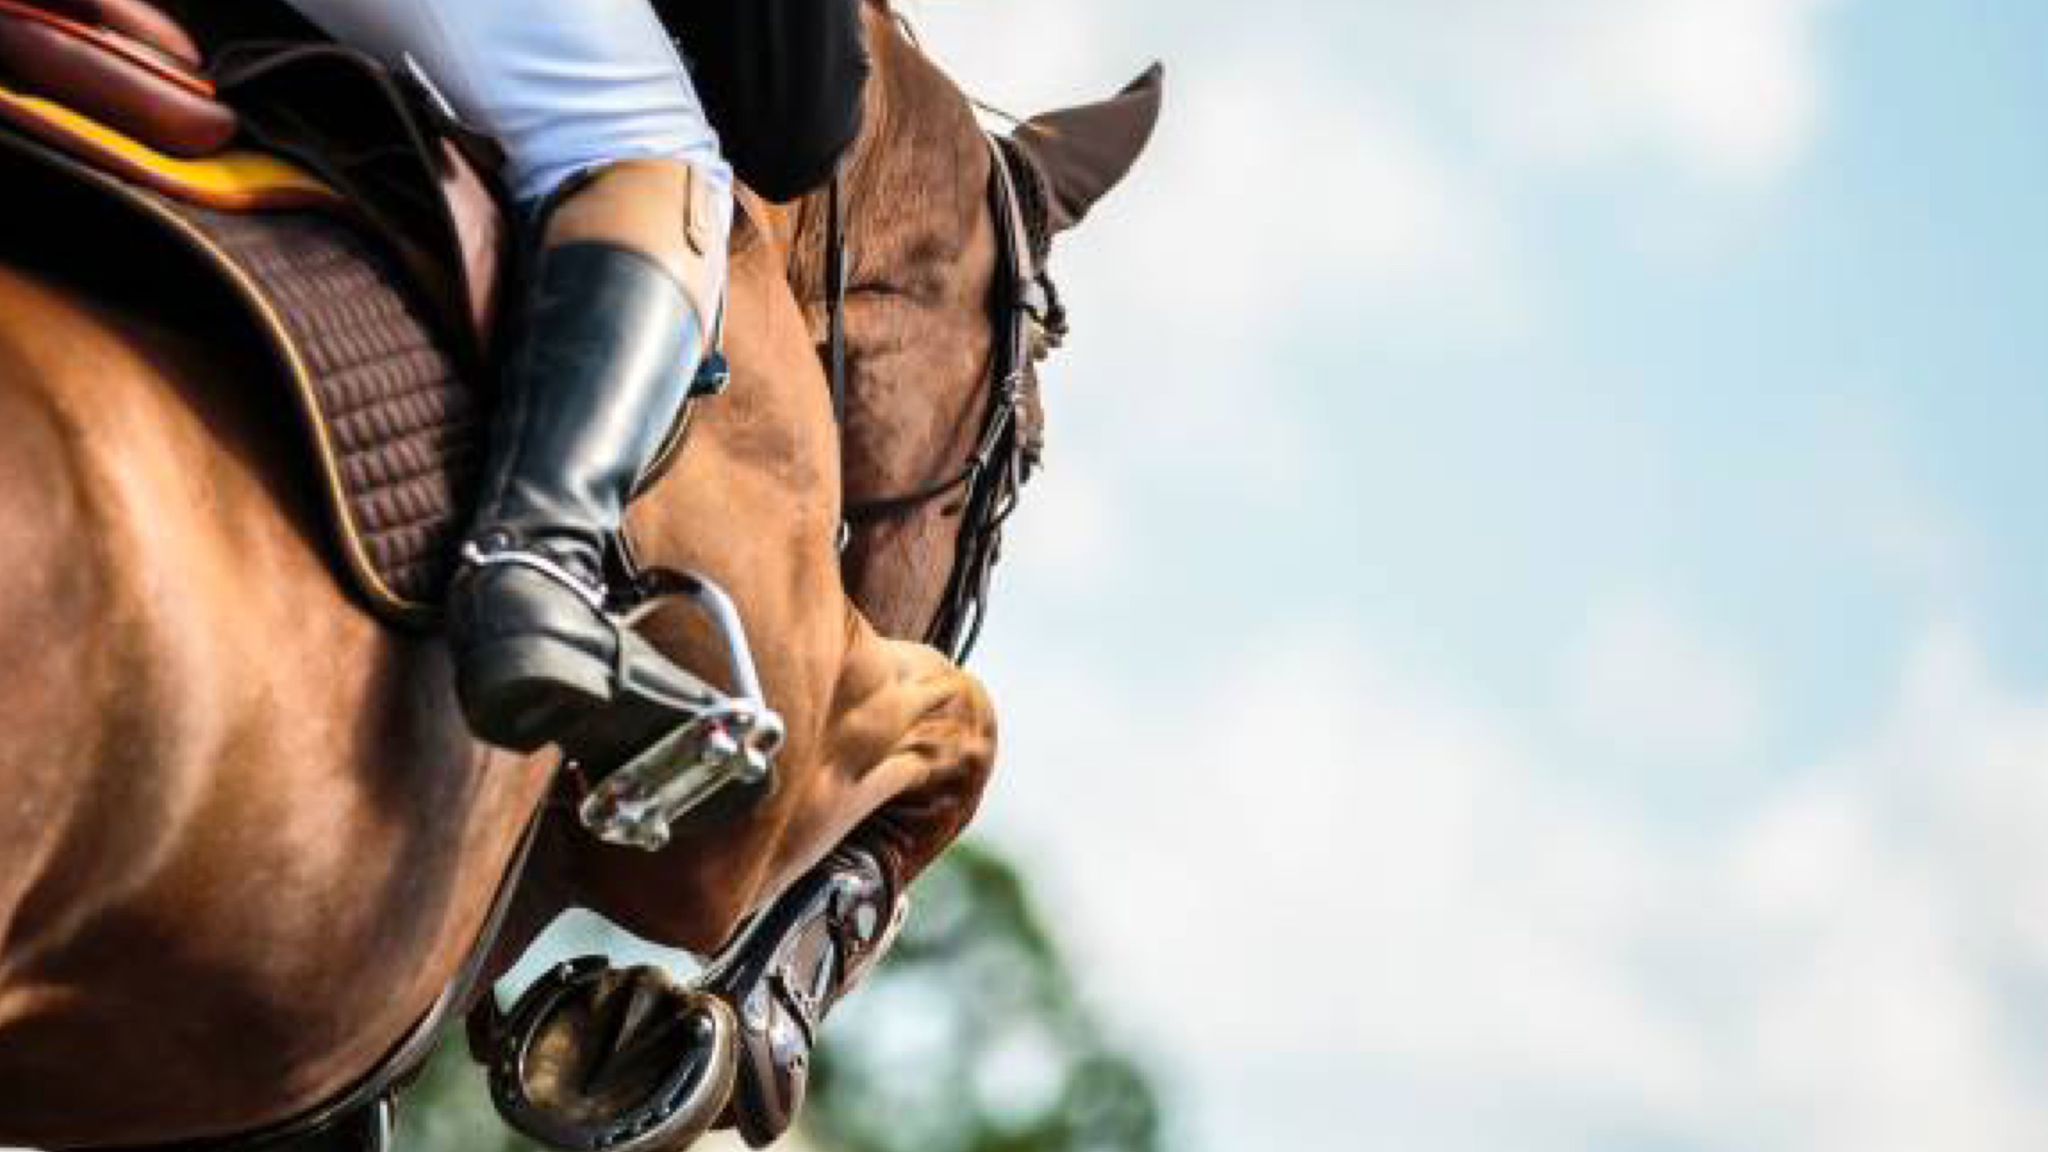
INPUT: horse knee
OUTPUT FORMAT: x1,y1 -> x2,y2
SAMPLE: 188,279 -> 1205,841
856,669 -> 998,885
950,671 -> 999,791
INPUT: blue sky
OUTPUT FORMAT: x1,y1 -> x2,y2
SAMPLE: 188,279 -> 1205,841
886,1 -> 2048,1149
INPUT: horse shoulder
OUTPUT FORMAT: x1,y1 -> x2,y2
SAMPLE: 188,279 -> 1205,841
0,266 -> 229,947
0,262 -> 526,1144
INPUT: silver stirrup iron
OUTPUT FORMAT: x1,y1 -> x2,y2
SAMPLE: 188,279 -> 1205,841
577,569 -> 786,852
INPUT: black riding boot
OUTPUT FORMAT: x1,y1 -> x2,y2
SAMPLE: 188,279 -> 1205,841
449,241 -> 712,752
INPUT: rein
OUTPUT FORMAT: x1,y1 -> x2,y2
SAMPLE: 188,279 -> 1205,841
827,132 -> 1060,663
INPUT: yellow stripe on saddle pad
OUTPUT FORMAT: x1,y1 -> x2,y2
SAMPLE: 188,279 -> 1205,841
0,85 -> 344,213
0,99 -> 483,628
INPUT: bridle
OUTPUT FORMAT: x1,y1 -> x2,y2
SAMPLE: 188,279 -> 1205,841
821,130 -> 1062,663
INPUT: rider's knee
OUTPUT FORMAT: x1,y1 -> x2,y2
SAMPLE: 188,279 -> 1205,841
541,155 -> 735,321
543,156 -> 730,249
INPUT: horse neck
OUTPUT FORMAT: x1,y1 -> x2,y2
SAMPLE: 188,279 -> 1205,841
759,18 -> 1003,641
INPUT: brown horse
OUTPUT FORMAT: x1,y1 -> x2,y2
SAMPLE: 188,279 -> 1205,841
0,4 -> 1155,1148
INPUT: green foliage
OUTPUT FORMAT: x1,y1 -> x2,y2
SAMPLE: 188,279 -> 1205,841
402,1028 -> 542,1152
803,842 -> 1160,1152
399,842 -> 1159,1152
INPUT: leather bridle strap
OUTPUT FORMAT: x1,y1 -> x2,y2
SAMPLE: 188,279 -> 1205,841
834,132 -> 1044,662
824,166 -> 850,426
931,133 -> 1038,660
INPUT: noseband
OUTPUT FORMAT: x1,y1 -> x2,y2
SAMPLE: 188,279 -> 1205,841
825,131 -> 1060,663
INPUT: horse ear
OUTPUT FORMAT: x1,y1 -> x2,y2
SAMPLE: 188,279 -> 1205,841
1008,63 -> 1164,235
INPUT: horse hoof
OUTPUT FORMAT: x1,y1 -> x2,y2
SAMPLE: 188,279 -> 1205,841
489,957 -> 739,1152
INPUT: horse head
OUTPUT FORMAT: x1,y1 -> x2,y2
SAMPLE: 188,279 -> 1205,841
831,14 -> 1164,644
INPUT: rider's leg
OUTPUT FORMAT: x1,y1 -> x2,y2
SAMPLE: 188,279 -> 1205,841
452,154 -> 733,751
282,0 -> 735,749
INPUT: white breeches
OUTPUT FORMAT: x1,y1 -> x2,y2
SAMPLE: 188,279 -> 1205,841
283,0 -> 733,213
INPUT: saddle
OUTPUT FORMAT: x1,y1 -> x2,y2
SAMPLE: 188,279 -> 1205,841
0,0 -> 516,624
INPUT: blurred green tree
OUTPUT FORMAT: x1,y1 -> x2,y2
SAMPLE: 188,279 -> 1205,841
399,841 -> 1160,1152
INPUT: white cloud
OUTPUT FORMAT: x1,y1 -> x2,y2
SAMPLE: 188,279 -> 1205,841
913,5 -> 1508,317
913,0 -> 1844,194
898,0 -> 1848,526
1706,630 -> 2048,1151
899,0 -> 1126,112
1442,0 -> 1843,181
1563,594 -> 1765,769
1108,47 -> 1499,320
981,620 -> 2048,1151
983,636 -> 1703,1137
883,6 -> 1999,1151
1811,416 -> 1986,607
1000,449 -> 1129,593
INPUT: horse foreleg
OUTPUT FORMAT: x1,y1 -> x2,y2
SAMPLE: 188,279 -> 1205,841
695,636 -> 996,1146
836,637 -> 999,887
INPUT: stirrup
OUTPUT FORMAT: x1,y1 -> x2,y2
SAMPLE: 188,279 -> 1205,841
569,567 -> 786,853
